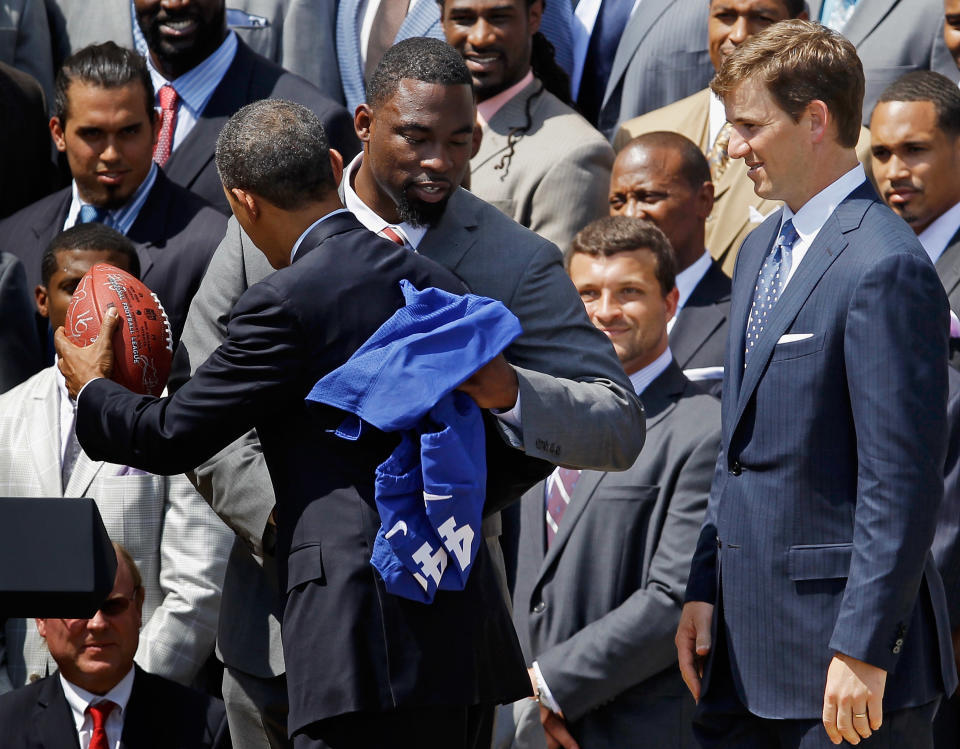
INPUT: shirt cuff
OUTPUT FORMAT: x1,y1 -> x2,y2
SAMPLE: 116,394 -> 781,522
532,661 -> 561,714
491,390 -> 522,429
76,376 -> 104,402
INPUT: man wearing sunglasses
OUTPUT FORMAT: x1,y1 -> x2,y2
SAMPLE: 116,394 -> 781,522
0,542 -> 229,748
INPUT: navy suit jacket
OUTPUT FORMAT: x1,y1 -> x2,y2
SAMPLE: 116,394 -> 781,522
669,259 -> 731,373
0,666 -> 229,748
73,212 -> 530,735
686,180 -> 957,719
162,37 -> 359,215
0,170 -> 227,349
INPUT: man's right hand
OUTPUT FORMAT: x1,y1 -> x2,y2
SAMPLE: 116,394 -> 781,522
676,601 -> 715,702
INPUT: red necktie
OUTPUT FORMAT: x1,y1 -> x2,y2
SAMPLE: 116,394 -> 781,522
545,467 -> 580,546
87,701 -> 116,749
153,84 -> 179,166
381,226 -> 406,246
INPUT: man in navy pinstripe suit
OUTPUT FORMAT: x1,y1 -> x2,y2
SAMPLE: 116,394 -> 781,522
677,20 -> 958,748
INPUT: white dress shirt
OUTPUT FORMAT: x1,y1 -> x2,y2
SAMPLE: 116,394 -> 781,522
918,200 -> 960,266
779,164 -> 866,289
61,666 -> 135,749
667,250 -> 713,334
570,0 -> 644,99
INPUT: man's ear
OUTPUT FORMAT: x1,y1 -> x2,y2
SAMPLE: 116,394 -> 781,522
329,148 -> 344,187
35,284 -> 49,319
697,180 -> 715,220
664,285 -> 680,324
50,117 -> 67,153
808,99 -> 830,144
471,121 -> 483,159
528,0 -> 543,35
228,187 -> 260,223
35,618 -> 47,639
355,104 -> 373,143
151,108 -> 161,148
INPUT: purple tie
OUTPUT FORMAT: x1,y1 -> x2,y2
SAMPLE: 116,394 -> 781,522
545,467 -> 581,546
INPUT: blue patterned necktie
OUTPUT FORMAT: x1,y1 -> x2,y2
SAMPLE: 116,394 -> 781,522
744,219 -> 799,361
820,0 -> 858,31
576,0 -> 634,125
78,204 -> 108,225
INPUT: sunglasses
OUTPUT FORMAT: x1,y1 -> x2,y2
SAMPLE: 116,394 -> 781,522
97,589 -> 140,618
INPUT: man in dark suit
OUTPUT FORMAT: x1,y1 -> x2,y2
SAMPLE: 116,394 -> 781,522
610,131 -> 730,386
56,98 -> 534,749
869,71 -> 960,369
0,42 -> 227,350
0,252 -> 42,393
499,217 -> 719,749
0,542 -> 228,749
677,21 -> 957,748
134,0 -> 358,214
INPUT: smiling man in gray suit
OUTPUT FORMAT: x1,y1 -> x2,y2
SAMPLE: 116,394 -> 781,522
500,216 -> 719,749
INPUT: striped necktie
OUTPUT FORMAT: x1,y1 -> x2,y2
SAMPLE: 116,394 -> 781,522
545,467 -> 581,546
821,0 -> 858,31
744,219 -> 799,361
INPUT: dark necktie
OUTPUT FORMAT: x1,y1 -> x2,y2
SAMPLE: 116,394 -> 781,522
744,219 -> 799,361
545,466 -> 581,546
78,204 -> 107,225
153,84 -> 179,166
576,0 -> 634,125
87,700 -> 116,749
365,0 -> 410,82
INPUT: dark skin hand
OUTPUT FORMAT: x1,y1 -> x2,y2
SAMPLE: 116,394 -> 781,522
456,354 -> 519,410
527,667 -> 579,749
54,308 -> 119,399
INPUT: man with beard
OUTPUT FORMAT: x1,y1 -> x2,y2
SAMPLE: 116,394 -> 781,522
132,0 -> 357,214
171,36 -> 645,749
0,42 -> 227,355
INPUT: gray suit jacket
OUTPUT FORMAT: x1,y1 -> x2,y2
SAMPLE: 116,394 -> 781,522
807,0 -> 959,124
0,0 -> 53,107
597,0 -> 714,138
44,0 -> 342,100
670,259 -> 731,375
936,226 -> 960,370
0,367 -> 232,692
510,361 -> 719,748
471,78 -> 613,251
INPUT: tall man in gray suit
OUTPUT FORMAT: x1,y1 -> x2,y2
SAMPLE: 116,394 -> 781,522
173,37 -> 645,749
869,71 -> 960,369
677,21 -> 956,748
500,216 -> 719,749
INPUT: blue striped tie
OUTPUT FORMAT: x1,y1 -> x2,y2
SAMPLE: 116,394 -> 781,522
744,219 -> 798,361
78,204 -> 108,225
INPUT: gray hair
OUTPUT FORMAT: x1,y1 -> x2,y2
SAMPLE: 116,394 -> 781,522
215,99 -> 335,210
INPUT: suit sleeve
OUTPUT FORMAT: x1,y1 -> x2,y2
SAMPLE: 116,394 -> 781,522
536,424 -> 719,719
497,241 -> 646,471
10,0 -> 55,107
829,248 -> 950,671
135,474 -> 232,684
933,377 -> 960,631
526,139 -> 614,251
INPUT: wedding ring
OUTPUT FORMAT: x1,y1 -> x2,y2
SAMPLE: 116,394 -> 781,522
854,712 -> 867,718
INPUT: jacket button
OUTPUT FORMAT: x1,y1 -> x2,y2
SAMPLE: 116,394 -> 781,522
892,644 -> 902,654
730,461 -> 742,476
895,638 -> 904,647
532,601 -> 546,614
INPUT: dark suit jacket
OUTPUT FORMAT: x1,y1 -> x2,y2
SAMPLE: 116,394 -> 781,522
670,259 -> 731,373
513,361 -> 719,747
0,666 -> 229,748
686,181 -> 957,719
0,252 -> 42,392
933,368 -> 960,632
935,225 -> 960,370
163,37 -> 359,215
74,212 -> 530,736
0,62 -> 57,218
0,170 -> 227,349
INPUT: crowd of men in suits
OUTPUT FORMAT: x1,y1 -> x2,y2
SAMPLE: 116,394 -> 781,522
1,1 -> 960,748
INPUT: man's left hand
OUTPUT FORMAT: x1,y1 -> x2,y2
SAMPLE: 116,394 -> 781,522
822,652 -> 886,745
540,705 -> 579,749
456,354 -> 519,410
54,307 -> 119,399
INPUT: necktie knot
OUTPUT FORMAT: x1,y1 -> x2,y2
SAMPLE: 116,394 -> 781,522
776,219 -> 799,257
87,700 -> 116,749
158,84 -> 178,111
78,204 -> 107,225
744,219 -> 798,361
707,122 -> 734,182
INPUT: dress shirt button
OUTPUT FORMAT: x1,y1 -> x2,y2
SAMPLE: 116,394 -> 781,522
532,601 -> 546,614
730,461 -> 742,476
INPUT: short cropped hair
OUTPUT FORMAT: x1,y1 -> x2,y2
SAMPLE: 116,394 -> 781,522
55,42 -> 154,124
710,19 -> 864,148
215,99 -> 335,210
567,217 -> 677,297
876,71 -> 960,138
41,223 -> 140,286
113,541 -> 143,591
366,37 -> 472,109
622,131 -> 711,190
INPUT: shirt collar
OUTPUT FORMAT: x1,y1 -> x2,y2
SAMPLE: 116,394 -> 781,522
477,71 -> 535,127
343,153 -> 430,249
627,347 -> 673,396
69,163 -> 158,235
675,250 -> 713,312
147,30 -> 238,116
782,164 -> 865,242
60,665 -> 136,731
918,200 -> 960,265
290,209 -> 352,262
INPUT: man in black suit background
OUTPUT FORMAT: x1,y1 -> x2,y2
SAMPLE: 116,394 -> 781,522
0,542 -> 229,749
134,0 -> 358,214
609,132 -> 730,387
56,98 -> 533,749
0,42 -> 227,352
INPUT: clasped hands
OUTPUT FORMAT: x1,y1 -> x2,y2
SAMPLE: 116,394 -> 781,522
527,668 -> 579,749
675,602 -> 887,745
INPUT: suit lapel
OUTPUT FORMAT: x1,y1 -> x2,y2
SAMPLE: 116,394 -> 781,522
935,227 -> 960,301
472,80 -> 540,171
35,675 -> 82,749
669,263 -> 730,368
26,370 -> 67,497
840,0 -> 898,47
127,172 -> 174,265
32,190 -> 70,247
163,41 -> 253,190
640,361 -> 686,431
539,469 -> 604,575
65,450 -> 105,498
603,0 -> 673,106
418,190 -> 481,272
120,667 -> 152,748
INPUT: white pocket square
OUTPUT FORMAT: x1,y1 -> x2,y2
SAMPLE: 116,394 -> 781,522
777,333 -> 814,344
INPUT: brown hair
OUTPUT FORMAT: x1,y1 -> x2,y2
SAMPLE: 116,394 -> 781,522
112,541 -> 143,591
710,19 -> 864,148
567,216 -> 677,297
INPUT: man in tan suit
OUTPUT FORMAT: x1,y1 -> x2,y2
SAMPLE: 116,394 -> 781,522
615,0 -> 871,275
438,0 -> 613,250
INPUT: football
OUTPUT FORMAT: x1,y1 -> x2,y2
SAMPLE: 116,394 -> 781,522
64,263 -> 172,396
